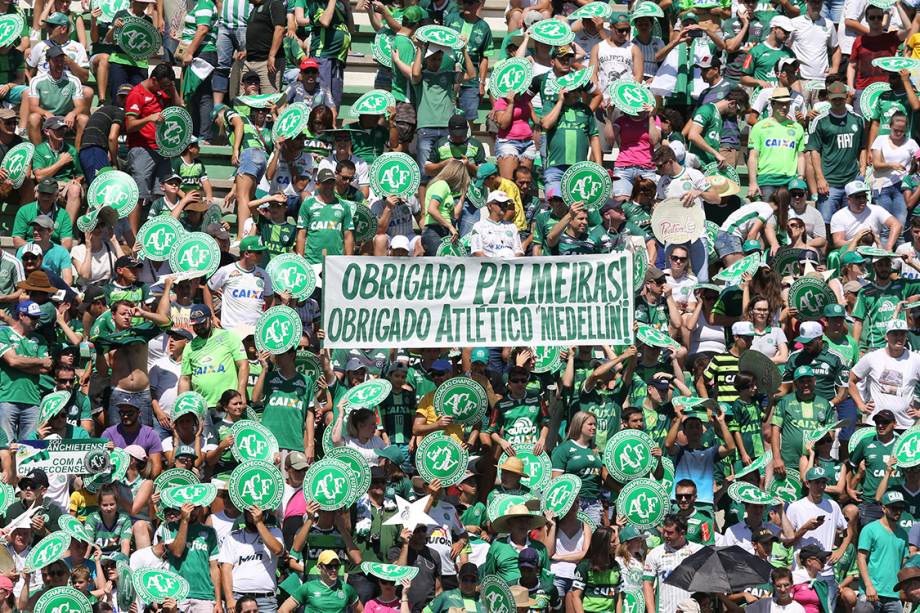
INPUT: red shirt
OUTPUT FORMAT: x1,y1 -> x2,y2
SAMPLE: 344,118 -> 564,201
124,83 -> 169,149
850,31 -> 900,90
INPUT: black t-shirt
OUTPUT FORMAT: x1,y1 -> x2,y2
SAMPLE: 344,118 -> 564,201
80,105 -> 126,151
388,545 -> 441,613
0,134 -> 23,166
246,0 -> 286,61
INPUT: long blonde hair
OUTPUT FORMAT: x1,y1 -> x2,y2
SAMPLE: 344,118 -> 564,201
430,159 -> 470,195
565,410 -> 597,443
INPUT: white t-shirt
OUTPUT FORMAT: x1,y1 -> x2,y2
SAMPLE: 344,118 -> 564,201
69,243 -> 118,288
829,203 -> 892,241
210,510 -> 240,548
783,204 -> 827,240
207,263 -> 274,330
425,500 -> 466,577
718,522 -> 780,554
788,14 -> 837,80
785,496 -> 847,558
752,326 -> 788,358
771,601 -> 807,612
218,526 -> 284,593
851,347 -> 920,429
871,135 -> 919,188
751,87 -> 807,122
469,219 -> 523,258
27,39 -> 89,74
895,242 -> 920,279
149,355 -> 181,418
721,201 -> 775,240
342,435 -> 386,466
318,154 -> 369,188
656,166 -> 709,212
665,269 -> 698,305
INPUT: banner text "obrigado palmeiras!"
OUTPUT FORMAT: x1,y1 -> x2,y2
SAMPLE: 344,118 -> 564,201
323,254 -> 634,349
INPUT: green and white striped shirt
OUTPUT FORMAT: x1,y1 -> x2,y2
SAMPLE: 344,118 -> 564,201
182,0 -> 218,53
219,0 -> 250,28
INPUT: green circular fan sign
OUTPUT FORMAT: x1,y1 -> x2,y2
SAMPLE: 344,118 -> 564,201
434,376 -> 487,425
608,79 -> 655,115
342,379 -> 393,409
267,253 -> 316,299
161,483 -> 218,508
115,16 -> 161,61
1,141 -> 32,189
0,14 -> 23,49
660,456 -> 675,492
296,349 -> 322,380
304,458 -> 356,510
373,29 -> 395,68
58,515 -> 93,543
272,103 -> 310,140
487,494 -> 530,522
636,324 -> 679,349
0,482 -> 13,515
117,563 -> 135,611
156,106 -> 193,157
467,180 -> 486,209
254,305 -> 303,354
416,433 -> 469,486
437,236 -> 470,256
860,82 -> 891,119
229,461 -> 284,510
482,576 -> 515,613
561,161 -> 611,211
622,590 -> 645,613
35,587 -> 91,613
632,247 -> 647,292
137,216 -> 183,261
230,420 -> 279,462
736,449 -> 771,479
604,429 -> 656,482
350,89 -> 396,117
850,427 -> 877,456
858,245 -> 898,258
25,531 -> 71,572
133,567 -> 189,604
173,391 -> 207,420
352,204 -> 377,243
872,57 -> 920,72
528,18 -> 575,45
499,444 -> 551,491
415,25 -> 465,49
568,1 -> 614,19
237,93 -> 283,108
768,468 -> 801,504
489,58 -> 533,99
326,446 -> 371,502
371,152 -> 421,200
87,170 -> 138,219
895,426 -> 920,468
39,390 -> 70,424
804,420 -> 843,446
541,474 -> 582,516
361,562 -> 419,582
727,482 -> 777,506
714,252 -> 761,284
789,277 -> 836,320
555,66 -> 591,92
154,467 -> 199,492
532,346 -> 562,374
631,1 -> 664,18
771,246 -> 805,278
616,479 -> 668,529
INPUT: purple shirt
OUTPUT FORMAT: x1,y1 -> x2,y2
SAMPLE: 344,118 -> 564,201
102,425 -> 163,455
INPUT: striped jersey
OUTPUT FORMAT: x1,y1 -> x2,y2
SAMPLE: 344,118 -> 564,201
181,0 -> 218,53
220,0 -> 251,28
703,351 -> 741,404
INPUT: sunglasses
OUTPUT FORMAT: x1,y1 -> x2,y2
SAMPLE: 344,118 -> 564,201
615,26 -> 630,33
676,493 -> 695,500
509,377 -> 528,384
671,255 -> 687,262
323,563 -> 341,570
867,14 -> 883,20
790,190 -> 805,197
338,174 -> 355,181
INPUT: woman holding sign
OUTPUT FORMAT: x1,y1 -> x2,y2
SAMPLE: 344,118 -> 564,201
420,160 -> 469,256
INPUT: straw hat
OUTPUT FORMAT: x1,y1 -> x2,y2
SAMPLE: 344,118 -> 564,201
491,504 -> 547,533
707,174 -> 741,198
511,586 -> 538,609
499,456 -> 526,475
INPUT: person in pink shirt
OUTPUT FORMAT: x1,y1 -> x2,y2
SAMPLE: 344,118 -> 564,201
493,91 -> 537,179
612,102 -> 660,185
364,577 -> 412,613
791,545 -> 831,613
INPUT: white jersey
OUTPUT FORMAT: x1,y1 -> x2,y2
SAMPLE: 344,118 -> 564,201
595,39 -> 635,93
27,39 -> 89,74
469,218 -> 523,258
644,541 -> 703,613
656,166 -> 709,212
425,501 -> 466,577
218,526 -> 284,594
207,262 -> 273,330
720,201 -> 775,240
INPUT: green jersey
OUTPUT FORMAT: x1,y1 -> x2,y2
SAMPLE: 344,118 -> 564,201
170,156 -> 208,193
292,579 -> 358,613
489,389 -> 546,445
571,384 -> 620,449
545,103 -> 597,167
307,0 -> 352,62
260,369 -> 315,451
12,202 -> 73,245
871,91 -> 912,138
157,522 -> 218,600
482,538 -> 550,584
849,436 -> 901,500
444,14 -> 492,88
782,346 -> 846,403
351,125 -> 389,165
689,103 -> 722,166
824,333 -> 858,367
685,509 -> 716,545
180,0 -> 217,53
771,393 -> 835,468
0,326 -> 49,406
741,41 -> 793,86
728,398 -> 764,459
377,389 -> 417,445
85,510 -> 132,554
226,108 -> 272,153
297,196 -> 354,264
806,111 -> 865,186
551,440 -> 603,501
28,72 -> 83,116
573,560 -> 621,612
424,589 -> 484,613
703,352 -> 741,405
749,116 -> 805,185
391,34 -> 417,104
180,329 -> 245,408
301,525 -> 349,579
423,179 -> 457,227
852,280 -> 920,350
32,141 -> 82,181
258,220 -> 297,265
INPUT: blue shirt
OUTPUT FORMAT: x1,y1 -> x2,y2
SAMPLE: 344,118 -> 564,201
671,445 -> 720,504
16,241 -> 71,279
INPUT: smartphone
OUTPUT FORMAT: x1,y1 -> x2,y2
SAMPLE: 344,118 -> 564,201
815,515 -> 826,525
689,29 -> 705,38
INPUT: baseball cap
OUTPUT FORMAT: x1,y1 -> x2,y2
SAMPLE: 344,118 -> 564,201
488,190 -> 513,204
827,81 -> 848,100
887,319 -> 909,334
799,544 -> 830,562
518,548 -> 539,568
477,162 -> 499,181
546,186 -> 563,201
694,55 -> 721,69
287,451 -> 309,470
43,115 -> 66,130
619,525 -> 644,542
752,528 -> 778,543
239,236 -> 267,252
206,222 -> 230,241
117,84 -> 134,97
793,365 -> 815,380
448,114 -> 468,133
114,255 -> 141,269
649,374 -> 672,390
189,304 -> 212,324
317,168 -> 336,183
770,87 -> 792,102
742,239 -> 761,254
31,214 -> 55,229
36,178 -> 58,195
21,243 -> 43,258
162,173 -> 182,185
731,321 -> 756,336
845,180 -> 870,196
769,14 -> 793,30
44,13 -> 69,27
317,550 -> 342,566
0,577 -> 13,592
645,266 -> 666,283
375,445 -> 406,465
882,490 -> 907,507
682,11 -> 698,22
300,57 -> 320,71
471,347 -> 489,364
20,469 -> 49,489
402,5 -> 425,23
345,357 -> 366,372
389,235 -> 411,252
551,45 -> 576,58
46,45 -> 66,60
841,251 -> 866,265
795,320 -> 824,343
823,303 -> 846,318
805,467 -> 829,483
0,109 -> 14,120
17,301 -> 41,317
788,177 -> 807,191
777,57 -> 799,72
843,280 -> 863,294
431,359 -> 452,374
124,445 -> 148,461
875,409 -> 897,424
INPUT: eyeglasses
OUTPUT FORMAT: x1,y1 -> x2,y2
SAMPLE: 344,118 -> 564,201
55,377 -> 73,384
616,27 -> 630,33
338,174 -> 355,182
790,190 -> 805,197
671,255 -> 687,262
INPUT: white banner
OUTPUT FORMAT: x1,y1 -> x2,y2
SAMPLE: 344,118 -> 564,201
322,254 -> 635,349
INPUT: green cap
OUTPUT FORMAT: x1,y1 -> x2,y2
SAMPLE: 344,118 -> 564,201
788,178 -> 807,191
611,11 -> 629,23
805,466 -> 828,481
239,236 -> 267,252
374,445 -> 406,465
793,365 -> 815,380
682,11 -> 698,21
841,251 -> 866,265
619,525 -> 643,542
742,240 -> 761,254
471,348 -> 489,364
882,490 -> 907,506
402,5 -> 425,23
210,103 -> 228,122
823,303 -> 846,318
175,443 -> 196,458
477,162 -> 499,181
44,12 -> 70,27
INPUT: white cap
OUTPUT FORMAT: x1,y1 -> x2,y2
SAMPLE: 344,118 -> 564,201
731,321 -> 756,336
887,319 -> 909,334
769,15 -> 793,30
845,180 -> 870,196
488,190 -> 513,204
796,320 -> 824,342
425,43 -> 452,58
21,243 -> 43,257
389,235 -> 412,253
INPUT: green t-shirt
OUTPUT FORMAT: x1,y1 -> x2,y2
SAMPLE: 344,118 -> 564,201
0,326 -> 49,406
741,41 -> 793,85
872,90 -> 911,138
545,103 -> 597,167
852,280 -> 920,350
689,103 -> 722,166
170,157 -> 208,193
728,398 -> 764,459
482,538 -> 549,584
260,369 -> 316,451
85,510 -> 132,553
226,109 -> 272,153
300,525 -> 349,579
180,0 -> 217,53
571,385 -> 620,449
378,389 -> 417,445
30,72 -> 83,115
424,588 -> 483,613
423,179 -> 456,227
306,0 -> 352,62
258,220 -> 298,265
551,440 -> 603,501
12,202 -> 73,245
850,436 -> 901,500
858,519 -> 908,599
157,522 -> 219,600
573,559 -> 621,612
351,125 -> 389,165
180,329 -> 245,408
391,34 -> 418,104
782,347 -> 847,403
749,116 -> 805,185
444,14 -> 492,88
489,389 -> 545,445
296,196 -> 354,264
32,141 -> 83,181
415,70 -> 460,129
685,509 -> 716,545
293,579 -> 358,612
771,393 -> 835,468
805,111 -> 865,186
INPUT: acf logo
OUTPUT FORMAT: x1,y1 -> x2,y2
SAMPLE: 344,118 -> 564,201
425,29 -> 453,45
177,243 -> 212,269
96,181 -> 130,210
570,175 -> 601,201
264,318 -> 293,346
313,471 -> 347,500
32,540 -> 66,567
484,589 -> 512,613
616,442 -> 647,470
171,485 -> 207,502
5,150 -> 26,176
279,265 -> 309,290
626,491 -> 661,521
161,121 -> 184,145
379,164 -> 411,191
544,483 -> 574,509
122,27 -> 152,49
443,392 -> 476,417
538,21 -> 564,35
238,434 -> 267,458
0,22 -> 15,40
147,226 -> 177,253
241,474 -> 272,501
145,573 -> 179,596
277,112 -> 301,134
427,444 -> 459,472
496,67 -> 526,91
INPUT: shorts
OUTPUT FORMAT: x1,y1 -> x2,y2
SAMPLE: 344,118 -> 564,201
1,84 -> 26,105
128,146 -> 170,202
714,230 -> 742,259
238,147 -> 268,181
495,137 -> 537,160
394,102 -> 416,144
457,85 -> 480,121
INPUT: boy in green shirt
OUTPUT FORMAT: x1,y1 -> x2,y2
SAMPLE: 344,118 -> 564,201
295,168 -> 354,264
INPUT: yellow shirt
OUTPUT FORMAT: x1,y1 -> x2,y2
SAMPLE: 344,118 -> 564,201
907,34 -> 920,58
69,489 -> 98,522
496,178 -> 527,231
416,391 -> 465,443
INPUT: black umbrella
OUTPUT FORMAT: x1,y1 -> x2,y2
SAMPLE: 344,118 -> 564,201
664,545 -> 774,593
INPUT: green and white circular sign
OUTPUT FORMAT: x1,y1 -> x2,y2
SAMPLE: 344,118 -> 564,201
660,456 -> 675,492
370,152 -> 421,200
361,562 -> 419,582
789,277 -> 836,320
350,89 -> 396,117
352,204 -> 377,243
156,106 -> 193,157
528,18 -> 575,45
416,433 -> 469,486
561,161 -> 611,211
39,390 -> 70,424
0,482 -> 13,515
115,16 -> 161,61
771,246 -> 805,278
860,82 -> 891,119
532,346 -> 562,374
727,482 -> 777,506
254,305 -> 303,354
804,421 -> 842,446
237,93 -> 283,108
768,468 -> 801,504
714,252 -> 761,284
487,494 -> 531,523
1,141 -> 32,189
467,180 -> 486,209
0,14 -> 23,49
230,420 -> 279,462
25,531 -> 71,572
736,450 -> 772,479
87,170 -> 138,219
372,29 -> 395,68
632,247 -> 647,292
858,245 -> 898,258
616,478 -> 668,529
631,1 -> 664,18
173,392 -> 206,421
133,567 -> 189,604
58,515 -> 93,543
569,1 -> 614,19
295,349 -> 322,380
326,446 -> 371,502
850,427 -> 877,456
608,79 -> 655,115
437,236 -> 470,256
342,379 -> 393,409
434,376 -> 487,425
266,253 -> 316,299
621,590 -> 645,613
415,25 -> 465,49
34,587 -> 92,613
604,429 -> 656,482
555,66 -> 591,92
304,458 -> 356,510
489,58 -> 533,99
137,216 -> 183,261
272,103 -> 310,140
161,483 -> 218,508
482,576 -> 515,613
229,461 -> 284,510
872,56 -> 920,72
541,474 -> 581,516
499,444 -> 552,491
895,426 -> 920,468
154,468 -> 199,492
636,324 -> 680,350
